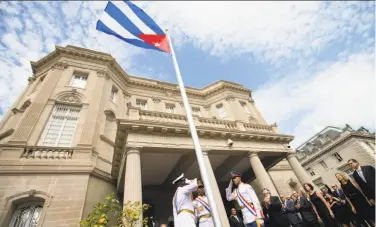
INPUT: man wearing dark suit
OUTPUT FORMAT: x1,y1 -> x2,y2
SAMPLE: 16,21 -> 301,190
284,196 -> 304,227
292,191 -> 319,227
229,208 -> 245,227
262,189 -> 289,227
348,158 -> 375,204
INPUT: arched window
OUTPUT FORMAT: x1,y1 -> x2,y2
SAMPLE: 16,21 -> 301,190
9,202 -> 43,227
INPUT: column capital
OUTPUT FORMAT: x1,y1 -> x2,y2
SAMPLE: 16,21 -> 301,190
248,151 -> 259,158
286,152 -> 297,159
125,146 -> 142,154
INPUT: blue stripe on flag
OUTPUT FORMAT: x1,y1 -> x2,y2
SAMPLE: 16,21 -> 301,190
124,0 -> 165,35
96,20 -> 162,52
105,2 -> 143,38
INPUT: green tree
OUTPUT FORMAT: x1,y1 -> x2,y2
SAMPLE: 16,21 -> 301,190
80,193 -> 150,227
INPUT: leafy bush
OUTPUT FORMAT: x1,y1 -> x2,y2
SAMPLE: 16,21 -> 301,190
80,193 -> 150,227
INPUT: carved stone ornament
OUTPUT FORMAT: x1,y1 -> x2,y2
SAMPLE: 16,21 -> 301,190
179,101 -> 184,107
248,97 -> 255,103
97,69 -> 108,78
248,116 -> 258,123
204,105 -> 211,110
225,96 -> 235,102
152,97 -> 161,103
58,93 -> 82,104
28,76 -> 36,84
28,189 -> 37,197
52,62 -> 68,70
123,91 -> 131,99
165,90 -> 173,97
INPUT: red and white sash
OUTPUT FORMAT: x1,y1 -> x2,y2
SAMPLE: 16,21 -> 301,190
196,197 -> 211,213
235,188 -> 257,217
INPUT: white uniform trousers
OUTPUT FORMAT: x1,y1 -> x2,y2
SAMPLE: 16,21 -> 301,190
198,216 -> 214,227
175,212 -> 196,227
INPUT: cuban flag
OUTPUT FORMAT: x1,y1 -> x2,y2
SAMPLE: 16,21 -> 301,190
96,1 -> 170,53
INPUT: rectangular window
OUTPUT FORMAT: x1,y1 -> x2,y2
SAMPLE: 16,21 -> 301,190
319,161 -> 328,169
216,104 -> 227,118
307,168 -> 315,176
110,87 -> 118,103
165,104 -> 175,114
69,74 -> 88,89
333,152 -> 343,162
192,107 -> 201,117
240,102 -> 250,114
136,100 -> 147,110
38,104 -> 81,147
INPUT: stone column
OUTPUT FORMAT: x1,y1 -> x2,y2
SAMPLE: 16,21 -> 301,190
202,151 -> 230,227
226,96 -> 246,122
124,147 -> 142,203
152,97 -> 162,112
286,153 -> 313,185
78,70 -> 108,146
248,152 -> 279,196
123,147 -> 143,226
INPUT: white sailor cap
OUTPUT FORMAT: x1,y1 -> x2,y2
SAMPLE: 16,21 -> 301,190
172,173 -> 184,185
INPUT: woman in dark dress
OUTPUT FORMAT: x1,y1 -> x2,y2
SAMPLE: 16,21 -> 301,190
335,173 -> 375,227
326,193 -> 355,227
303,183 -> 337,227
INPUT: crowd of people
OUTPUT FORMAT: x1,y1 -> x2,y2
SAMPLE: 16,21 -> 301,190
160,158 -> 374,227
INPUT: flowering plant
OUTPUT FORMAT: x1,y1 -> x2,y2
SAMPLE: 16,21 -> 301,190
80,193 -> 150,227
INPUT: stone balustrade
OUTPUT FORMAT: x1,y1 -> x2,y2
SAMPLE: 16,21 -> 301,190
243,123 -> 274,133
198,118 -> 237,130
21,147 -> 74,160
139,110 -> 188,125
128,107 -> 277,134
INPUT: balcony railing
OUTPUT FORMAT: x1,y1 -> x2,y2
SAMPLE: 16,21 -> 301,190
139,110 -> 188,125
21,147 -> 74,159
243,123 -> 274,133
128,107 -> 276,134
199,118 -> 237,130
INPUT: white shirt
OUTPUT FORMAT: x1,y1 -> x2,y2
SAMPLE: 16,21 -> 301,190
173,178 -> 198,220
356,167 -> 367,183
226,182 -> 261,224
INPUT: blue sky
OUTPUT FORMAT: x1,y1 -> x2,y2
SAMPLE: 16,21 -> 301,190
0,1 -> 374,147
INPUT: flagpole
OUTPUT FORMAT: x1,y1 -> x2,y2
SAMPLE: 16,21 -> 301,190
165,30 -> 223,227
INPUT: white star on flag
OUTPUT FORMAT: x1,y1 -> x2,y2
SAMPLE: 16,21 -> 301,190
154,42 -> 161,47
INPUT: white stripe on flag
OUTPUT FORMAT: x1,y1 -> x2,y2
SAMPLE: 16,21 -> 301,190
112,1 -> 156,35
100,11 -> 136,39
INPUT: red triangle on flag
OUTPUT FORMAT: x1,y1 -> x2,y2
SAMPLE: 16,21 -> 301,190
139,34 -> 170,53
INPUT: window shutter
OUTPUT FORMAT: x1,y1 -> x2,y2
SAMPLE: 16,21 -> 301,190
38,104 -> 81,147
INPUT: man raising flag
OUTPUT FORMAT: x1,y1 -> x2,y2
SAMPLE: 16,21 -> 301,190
96,1 -> 222,227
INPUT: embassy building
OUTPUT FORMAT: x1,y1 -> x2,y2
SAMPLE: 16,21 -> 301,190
0,45 -> 313,227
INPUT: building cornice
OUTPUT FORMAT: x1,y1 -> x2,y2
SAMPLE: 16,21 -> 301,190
30,45 -> 252,99
299,132 -> 375,166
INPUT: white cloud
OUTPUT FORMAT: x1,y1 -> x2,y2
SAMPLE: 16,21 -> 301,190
0,0 -> 374,147
254,52 -> 375,147
0,1 -> 141,119
142,1 -> 374,64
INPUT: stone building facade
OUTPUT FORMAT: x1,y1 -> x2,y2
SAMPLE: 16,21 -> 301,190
296,125 -> 375,188
0,45 -> 311,227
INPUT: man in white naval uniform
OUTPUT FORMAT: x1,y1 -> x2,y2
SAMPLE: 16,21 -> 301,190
226,171 -> 262,227
172,173 -> 198,227
193,180 -> 214,227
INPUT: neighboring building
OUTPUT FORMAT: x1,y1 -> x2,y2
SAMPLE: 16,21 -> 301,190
297,125 -> 375,188
0,45 -> 311,227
